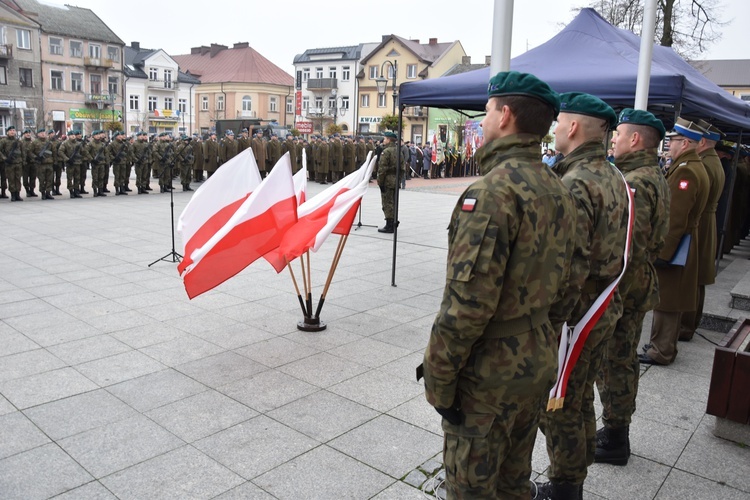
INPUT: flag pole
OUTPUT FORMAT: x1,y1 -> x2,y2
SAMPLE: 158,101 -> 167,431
305,250 -> 313,319
285,258 -> 309,317
314,234 -> 348,319
296,251 -> 327,332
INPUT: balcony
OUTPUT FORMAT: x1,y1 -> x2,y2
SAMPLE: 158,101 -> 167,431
404,106 -> 426,118
148,110 -> 179,121
147,79 -> 179,91
239,110 -> 257,118
84,57 -> 114,69
306,78 -> 337,91
85,93 -> 116,105
0,44 -> 12,59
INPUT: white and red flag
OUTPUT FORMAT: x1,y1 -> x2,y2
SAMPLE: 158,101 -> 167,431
178,154 -> 297,298
177,148 -> 262,274
294,149 -> 308,206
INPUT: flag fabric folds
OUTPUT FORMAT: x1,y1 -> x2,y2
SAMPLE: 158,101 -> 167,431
294,150 -> 308,206
179,154 -> 297,299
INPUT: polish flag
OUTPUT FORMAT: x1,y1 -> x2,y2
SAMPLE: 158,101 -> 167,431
179,154 -> 297,298
177,149 -> 262,274
431,134 -> 438,163
294,149 -> 308,206
264,155 -> 375,272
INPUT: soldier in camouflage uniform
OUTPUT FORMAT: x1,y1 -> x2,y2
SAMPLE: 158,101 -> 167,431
85,130 -> 110,197
0,126 -> 25,201
641,118 -> 710,366
58,130 -> 85,198
251,131 -> 267,177
156,133 -> 176,193
679,120 -> 725,341
132,132 -> 151,194
266,133 -> 282,172
50,131 -> 63,196
421,71 -> 576,499
376,131 -> 399,233
30,129 -> 55,200
175,135 -> 195,191
537,93 -> 629,500
107,132 -> 131,195
594,109 -> 670,466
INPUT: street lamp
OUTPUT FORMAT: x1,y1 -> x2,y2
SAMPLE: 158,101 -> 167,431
329,89 -> 346,127
375,60 -> 398,116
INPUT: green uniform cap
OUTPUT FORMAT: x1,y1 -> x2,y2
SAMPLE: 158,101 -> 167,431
47,129 -> 55,134
6,125 -> 15,132
487,71 -> 561,115
73,130 -> 82,135
617,108 -> 666,140
383,131 -> 397,139
37,128 -> 46,134
559,92 -> 617,129
23,129 -> 31,134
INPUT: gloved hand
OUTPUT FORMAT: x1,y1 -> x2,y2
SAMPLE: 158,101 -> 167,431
435,395 -> 462,425
654,258 -> 670,268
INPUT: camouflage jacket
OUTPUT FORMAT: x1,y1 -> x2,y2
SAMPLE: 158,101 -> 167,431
30,138 -> 54,166
0,136 -> 25,167
377,142 -> 398,189
84,139 -> 110,166
107,140 -> 130,166
422,134 -> 577,409
615,149 -> 670,310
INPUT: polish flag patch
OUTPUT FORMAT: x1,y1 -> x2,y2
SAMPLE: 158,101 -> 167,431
679,180 -> 689,191
462,198 -> 477,212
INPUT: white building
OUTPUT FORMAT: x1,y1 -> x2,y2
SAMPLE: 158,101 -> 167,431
123,42 -> 199,136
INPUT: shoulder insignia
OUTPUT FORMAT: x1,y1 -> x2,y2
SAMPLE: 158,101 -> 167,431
679,179 -> 689,191
678,162 -> 687,167
461,198 -> 477,212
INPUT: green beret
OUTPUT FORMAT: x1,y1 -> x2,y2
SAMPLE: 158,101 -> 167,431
383,131 -> 397,139
23,129 -> 31,134
559,92 -> 617,129
73,130 -> 82,135
47,129 -> 55,134
6,125 -> 15,132
487,71 -> 561,115
37,128 -> 46,134
617,109 -> 666,140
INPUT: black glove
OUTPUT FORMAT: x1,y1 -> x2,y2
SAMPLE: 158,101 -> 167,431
654,258 -> 670,268
434,395 -> 462,425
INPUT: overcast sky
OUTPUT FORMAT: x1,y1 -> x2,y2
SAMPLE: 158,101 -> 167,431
60,0 -> 748,74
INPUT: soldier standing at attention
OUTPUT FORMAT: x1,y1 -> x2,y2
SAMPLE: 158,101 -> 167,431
156,133 -> 175,193
330,133 -> 343,182
594,109 -> 670,466
0,126 -> 25,201
238,128 -> 252,153
30,128 -> 55,200
319,136 -> 330,184
132,132 -> 151,194
20,129 -> 37,197
108,132 -> 131,196
204,132 -> 219,179
58,130 -> 84,198
85,130 -> 110,197
220,130 -> 239,166
266,133 -> 282,172
281,133 -> 297,173
421,71 -> 576,499
537,93 -> 629,500
251,131 -> 267,177
356,135 -> 367,170
50,131 -> 63,196
294,136 -> 303,173
640,118 -> 710,366
175,135 -> 194,191
343,136 -> 356,175
376,131 -> 400,234
678,120 -> 725,341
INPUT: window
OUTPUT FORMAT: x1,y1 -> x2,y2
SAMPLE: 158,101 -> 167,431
201,96 -> 208,111
108,76 -> 118,96
0,66 -> 6,85
407,64 -> 417,79
19,68 -> 32,87
388,65 -> 395,79
164,97 -> 173,110
328,97 -> 336,110
242,95 -> 252,111
70,40 -> 82,58
49,37 -> 63,56
216,95 -> 224,111
342,66 -> 350,81
89,43 -> 101,59
269,96 -> 277,112
378,93 -> 386,108
90,74 -> 101,94
163,69 -> 173,89
16,29 -> 31,50
71,72 -> 83,92
286,96 -> 293,114
50,70 -> 63,90
148,96 -> 157,111
129,94 -> 140,110
302,96 -> 309,110
148,67 -> 158,81
369,66 -> 378,79
314,97 -> 323,109
329,66 -> 337,79
302,68 -> 309,82
341,96 -> 350,110
361,94 -> 369,108
107,46 -> 119,62
315,67 -> 323,79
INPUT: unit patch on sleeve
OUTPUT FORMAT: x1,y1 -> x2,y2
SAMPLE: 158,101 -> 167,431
678,180 -> 689,191
462,198 -> 477,212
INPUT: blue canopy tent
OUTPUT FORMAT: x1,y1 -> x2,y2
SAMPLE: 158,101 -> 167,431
399,8 -> 750,133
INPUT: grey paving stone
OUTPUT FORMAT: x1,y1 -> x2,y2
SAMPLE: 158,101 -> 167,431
0,443 -> 92,499
110,323 -> 187,349
75,350 -> 164,387
0,412 -> 50,460
629,414 -> 693,466
254,444 -> 393,499
655,468 -> 750,500
146,389 -> 257,442
0,330 -> 39,357
191,322 -> 275,350
330,311 -> 402,336
167,312 -> 241,336
328,337 -> 412,368
267,390 -> 378,442
328,368 -> 425,412
219,370 -> 318,413
0,348 -> 66,382
101,445 -> 244,500
403,469 -> 428,488
234,336 -> 319,368
379,351 -> 425,382
586,455 -> 671,499
283,325 -> 364,351
387,394 -> 443,437
371,322 -> 431,351
634,385 -> 707,431
176,351 -> 267,388
638,364 -> 710,404
328,415 -> 443,478
140,335 -> 224,367
106,368 -> 208,412
24,389 -> 138,440
53,481 -> 118,499
0,367 -> 98,409
0,298 -> 56,319
58,414 -> 183,478
370,480 -> 426,499
278,352 -> 369,388
194,415 -> 318,479
83,310 -> 153,334
47,335 -> 132,365
0,394 -> 16,416
212,481 -> 277,499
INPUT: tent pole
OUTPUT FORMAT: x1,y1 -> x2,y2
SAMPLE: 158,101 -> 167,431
634,0 -> 658,110
391,104 -> 404,287
716,130 -> 742,273
491,0 -> 514,74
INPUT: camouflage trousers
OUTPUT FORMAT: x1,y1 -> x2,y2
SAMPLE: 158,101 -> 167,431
1,164 -> 6,191
66,163 -> 81,192
37,163 -> 53,193
179,161 -> 192,186
540,291 -> 623,484
6,163 -> 21,193
23,162 -> 37,190
380,186 -> 395,219
80,163 -> 88,189
444,324 -> 558,499
136,162 -> 150,190
112,162 -> 128,188
91,162 -> 107,190
53,165 -> 63,188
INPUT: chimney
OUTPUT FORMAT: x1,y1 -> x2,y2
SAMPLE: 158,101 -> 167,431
429,38 -> 437,45
382,34 -> 390,43
193,45 -> 210,56
233,42 -> 249,49
131,41 -> 140,51
210,43 -> 228,58
410,39 -> 420,44
485,55 -> 491,66
461,56 -> 471,65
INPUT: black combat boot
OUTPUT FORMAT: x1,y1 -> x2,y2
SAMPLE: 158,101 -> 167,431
145,185 -> 153,191
124,185 -> 132,192
185,184 -> 194,191
74,189 -> 82,198
92,186 -> 98,197
13,192 -> 23,201
120,186 -> 128,195
80,186 -> 89,194
595,426 -> 630,465
378,219 -> 394,234
0,188 -> 7,199
532,480 -> 581,500
54,186 -> 62,195
46,191 -> 54,200
102,185 -> 110,193
70,190 -> 76,199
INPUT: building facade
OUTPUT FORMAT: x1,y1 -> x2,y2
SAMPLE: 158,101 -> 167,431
12,0 -> 124,135
124,42 -> 199,136
691,59 -> 750,101
173,43 -> 294,135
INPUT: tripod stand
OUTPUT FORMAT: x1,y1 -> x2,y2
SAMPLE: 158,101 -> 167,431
354,204 -> 377,231
149,159 -> 182,266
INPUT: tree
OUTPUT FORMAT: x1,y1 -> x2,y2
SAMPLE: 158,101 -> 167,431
325,123 -> 343,136
582,0 -> 726,57
378,114 -> 399,132
103,121 -> 123,132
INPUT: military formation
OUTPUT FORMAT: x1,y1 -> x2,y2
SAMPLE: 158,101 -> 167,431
419,70 -> 738,500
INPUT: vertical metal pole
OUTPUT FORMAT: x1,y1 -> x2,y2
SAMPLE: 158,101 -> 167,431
716,131 -> 742,272
635,0 -> 658,110
391,102 -> 402,287
490,0 -> 514,74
